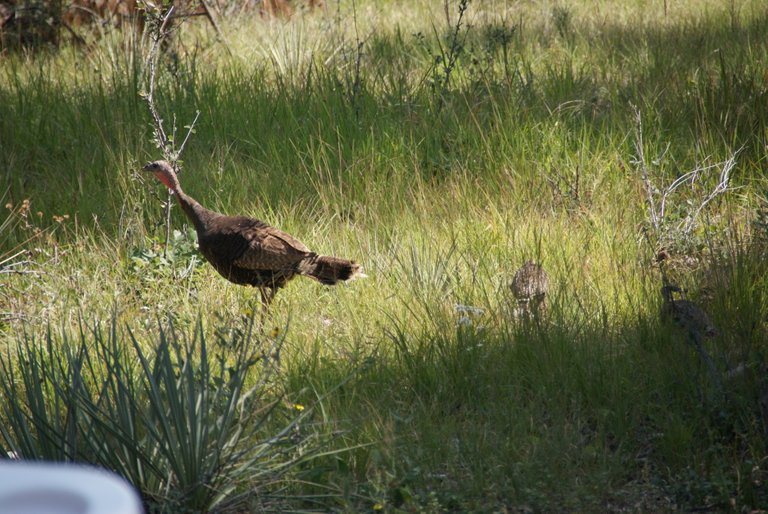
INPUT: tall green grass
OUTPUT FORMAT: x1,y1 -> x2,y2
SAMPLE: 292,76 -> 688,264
2,0 -> 768,511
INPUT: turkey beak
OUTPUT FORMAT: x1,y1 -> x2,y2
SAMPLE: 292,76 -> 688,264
142,162 -> 154,172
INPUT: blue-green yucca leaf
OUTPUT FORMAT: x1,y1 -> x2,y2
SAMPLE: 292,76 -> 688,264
128,324 -> 190,484
0,331 -> 73,462
124,317 -> 266,509
0,311 -> 339,512
0,349 -> 40,458
69,319 -> 165,487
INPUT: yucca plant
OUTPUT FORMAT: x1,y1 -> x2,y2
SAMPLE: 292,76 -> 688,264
0,313 -> 323,513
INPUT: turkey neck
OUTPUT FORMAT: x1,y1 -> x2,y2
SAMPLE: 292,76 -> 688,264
171,186 -> 218,234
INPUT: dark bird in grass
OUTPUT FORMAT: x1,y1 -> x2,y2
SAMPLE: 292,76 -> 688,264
142,160 -> 363,310
660,285 -> 717,339
511,261 -> 549,316
660,284 -> 723,391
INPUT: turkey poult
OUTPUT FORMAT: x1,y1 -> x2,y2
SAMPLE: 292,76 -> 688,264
660,285 -> 717,339
511,261 -> 549,314
142,160 -> 363,309
660,284 -> 723,391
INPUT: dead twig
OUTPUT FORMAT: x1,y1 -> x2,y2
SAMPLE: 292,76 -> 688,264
144,5 -> 175,153
142,4 -> 201,258
632,105 -> 660,232
198,0 -> 231,55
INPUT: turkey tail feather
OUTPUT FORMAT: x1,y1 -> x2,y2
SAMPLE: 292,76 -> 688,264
299,255 -> 363,285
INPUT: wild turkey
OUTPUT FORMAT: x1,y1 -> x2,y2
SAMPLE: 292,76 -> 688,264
142,160 -> 363,309
511,261 -> 549,316
660,285 -> 717,338
660,284 -> 722,391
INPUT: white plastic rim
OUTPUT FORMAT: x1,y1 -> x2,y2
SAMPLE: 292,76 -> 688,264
0,462 -> 143,514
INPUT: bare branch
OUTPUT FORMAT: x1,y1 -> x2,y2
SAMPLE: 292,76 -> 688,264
174,110 -> 201,160
681,147 -> 742,235
198,0 -> 232,56
631,106 -> 659,232
633,107 -> 740,257
141,4 -> 201,258
144,5 -> 175,156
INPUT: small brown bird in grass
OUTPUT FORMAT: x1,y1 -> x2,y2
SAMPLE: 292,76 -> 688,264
142,160 -> 363,311
511,261 -> 549,315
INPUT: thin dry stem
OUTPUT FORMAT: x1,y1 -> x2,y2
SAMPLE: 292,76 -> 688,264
142,5 -> 201,258
633,108 -> 739,245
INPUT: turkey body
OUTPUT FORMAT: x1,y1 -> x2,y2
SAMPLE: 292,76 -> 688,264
199,215 -> 303,289
511,261 -> 549,310
511,261 -> 549,302
660,285 -> 717,339
142,160 -> 362,306
660,284 -> 722,391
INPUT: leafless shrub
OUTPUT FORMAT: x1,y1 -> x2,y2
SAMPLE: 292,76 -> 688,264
632,106 -> 741,261
140,4 -> 200,257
